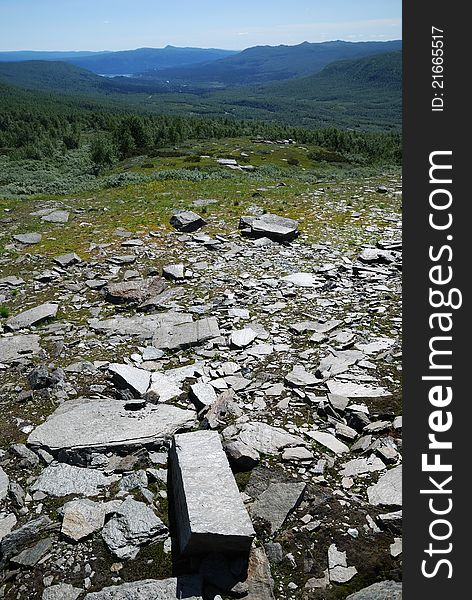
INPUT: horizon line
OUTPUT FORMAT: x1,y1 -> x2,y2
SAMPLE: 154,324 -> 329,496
0,38 -> 403,54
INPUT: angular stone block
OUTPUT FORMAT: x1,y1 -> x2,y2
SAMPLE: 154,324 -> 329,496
170,430 -> 255,555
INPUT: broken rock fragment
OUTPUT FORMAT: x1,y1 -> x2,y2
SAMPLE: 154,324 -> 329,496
101,497 -> 168,559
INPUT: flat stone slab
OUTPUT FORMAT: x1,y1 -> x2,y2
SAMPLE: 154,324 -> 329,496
346,581 -> 402,600
0,467 -> 9,500
367,465 -> 402,507
41,210 -> 70,223
89,314 -> 164,338
232,422 -> 306,455
327,380 -> 391,398
0,514 -> 17,543
230,328 -> 257,348
251,482 -> 306,533
104,277 -> 166,305
13,233 -> 42,245
27,398 -> 197,451
285,365 -> 319,387
84,577 -> 203,600
170,430 -> 255,554
240,213 -> 299,242
0,334 -> 41,363
42,584 -> 83,600
153,317 -> 220,350
281,272 -> 317,287
31,463 -> 118,497
307,431 -> 349,454
109,363 -> 151,396
5,303 -> 58,331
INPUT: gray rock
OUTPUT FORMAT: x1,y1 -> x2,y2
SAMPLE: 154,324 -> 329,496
153,317 -> 220,350
162,263 -> 185,280
327,380 -> 391,398
5,303 -> 58,331
53,253 -> 82,268
89,314 -> 165,338
359,248 -> 396,264
285,365 -> 319,387
230,328 -> 257,348
0,467 -> 8,501
84,577 -> 203,599
239,213 -> 298,242
251,482 -> 306,533
245,546 -> 276,600
13,233 -> 42,245
346,581 -> 402,600
0,513 -> 17,542
0,334 -> 41,363
341,456 -> 386,477
170,210 -> 207,232
42,584 -> 83,600
105,277 -> 166,305
281,272 -> 317,287
328,544 -> 357,583
147,372 -> 186,404
11,537 -> 53,567
61,499 -> 114,542
42,210 -> 70,223
102,497 -> 168,559
232,422 -> 305,455
170,430 -> 255,554
202,389 -> 243,429
31,463 -> 119,497
109,363 -> 151,396
0,276 -> 24,287
27,365 -> 64,390
28,398 -> 197,451
225,440 -> 260,471
367,465 -> 402,507
307,431 -> 349,454
0,516 -> 53,563
190,382 -> 218,410
282,447 -> 314,462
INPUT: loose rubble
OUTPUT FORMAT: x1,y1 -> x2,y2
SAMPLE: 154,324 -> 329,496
0,176 -> 402,599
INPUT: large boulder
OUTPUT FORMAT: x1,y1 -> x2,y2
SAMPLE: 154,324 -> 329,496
84,577 -> 203,600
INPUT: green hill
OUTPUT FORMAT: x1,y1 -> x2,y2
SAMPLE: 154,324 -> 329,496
0,61 -> 110,93
145,40 -> 402,86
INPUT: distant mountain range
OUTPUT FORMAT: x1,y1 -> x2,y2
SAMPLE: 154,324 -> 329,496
0,46 -> 237,75
142,40 -> 402,85
0,41 -> 402,131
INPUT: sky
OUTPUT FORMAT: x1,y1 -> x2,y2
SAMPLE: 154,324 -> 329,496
0,0 -> 401,52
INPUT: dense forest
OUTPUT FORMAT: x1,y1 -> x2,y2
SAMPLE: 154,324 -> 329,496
0,81 -> 401,168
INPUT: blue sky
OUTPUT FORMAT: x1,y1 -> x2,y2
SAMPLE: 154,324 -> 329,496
0,0 -> 401,51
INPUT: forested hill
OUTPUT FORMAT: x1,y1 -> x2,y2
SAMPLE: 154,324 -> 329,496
0,61 -> 109,93
266,51 -> 402,97
143,40 -> 402,85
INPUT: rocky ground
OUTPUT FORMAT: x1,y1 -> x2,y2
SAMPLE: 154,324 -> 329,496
0,169 -> 402,600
